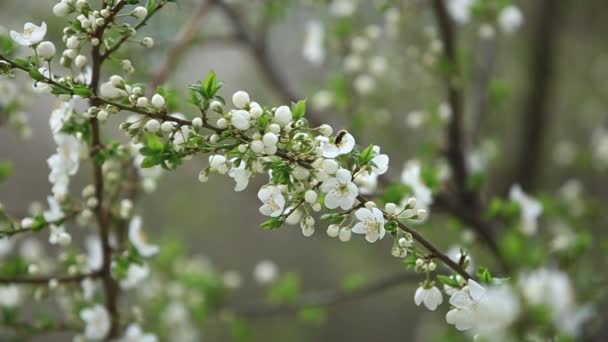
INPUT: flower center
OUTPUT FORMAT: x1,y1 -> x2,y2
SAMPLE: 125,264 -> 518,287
138,230 -> 149,244
364,220 -> 380,235
337,184 -> 350,196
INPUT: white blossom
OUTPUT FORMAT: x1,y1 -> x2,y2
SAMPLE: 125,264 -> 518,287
329,0 -> 356,17
49,100 -> 75,134
273,106 -> 292,127
208,154 -> 229,174
519,268 -> 590,336
120,263 -> 150,289
445,279 -> 486,331
370,146 -> 389,175
322,132 -> 355,158
228,160 -> 251,192
48,133 -> 85,200
446,0 -> 473,24
86,236 -> 103,271
351,207 -> 385,243
231,109 -> 251,130
151,94 -> 165,109
100,81 -> 126,100
132,6 -> 149,20
0,285 -> 20,308
36,41 -> 56,60
232,90 -> 250,109
401,160 -> 433,210
80,305 -> 111,341
414,285 -> 443,311
0,80 -> 16,106
509,184 -> 542,235
253,260 -> 278,284
53,2 -> 71,17
498,5 -> 524,34
353,74 -> 375,95
118,324 -> 158,342
128,216 -> 159,257
10,22 -> 47,46
302,20 -> 325,66
258,186 -> 285,217
320,168 -> 358,210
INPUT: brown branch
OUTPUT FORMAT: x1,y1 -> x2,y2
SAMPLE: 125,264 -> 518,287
149,0 -> 214,91
88,2 -> 128,337
431,0 -> 470,201
101,1 -> 168,60
513,0 -> 565,192
232,272 -> 421,317
429,0 -> 511,273
470,38 -> 497,142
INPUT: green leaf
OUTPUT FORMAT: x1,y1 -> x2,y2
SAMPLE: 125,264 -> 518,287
357,144 -> 375,166
437,275 -> 460,287
144,133 -> 164,152
260,217 -> 285,230
382,183 -> 412,204
28,68 -> 44,82
291,99 -> 306,120
298,307 -> 327,325
340,273 -> 366,291
140,156 -> 161,168
0,161 -> 13,183
476,267 -> 493,284
269,272 -> 300,304
72,85 -> 92,97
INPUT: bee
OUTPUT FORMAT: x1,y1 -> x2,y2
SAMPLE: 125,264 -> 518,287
334,129 -> 349,146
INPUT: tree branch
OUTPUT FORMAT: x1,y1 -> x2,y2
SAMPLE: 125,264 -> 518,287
431,0 -> 470,200
149,0 -> 214,91
212,0 -> 325,127
232,272 -> 421,317
513,0 -> 565,192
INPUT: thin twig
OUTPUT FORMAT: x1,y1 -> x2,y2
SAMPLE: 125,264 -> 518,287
212,0 -> 325,127
233,272 -> 421,317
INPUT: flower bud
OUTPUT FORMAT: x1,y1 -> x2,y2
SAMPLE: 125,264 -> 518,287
53,2 -> 71,17
21,217 -> 34,228
304,190 -> 317,204
142,37 -> 154,48
66,36 -> 79,49
145,119 -> 160,133
192,117 -> 203,129
151,94 -> 165,109
74,55 -> 87,68
132,6 -> 148,19
232,90 -> 250,109
36,41 -> 56,60
96,110 -> 108,121
327,224 -> 340,238
136,97 -> 149,108
319,124 -> 333,137
161,121 -> 174,133
338,227 -> 351,242
385,202 -> 397,215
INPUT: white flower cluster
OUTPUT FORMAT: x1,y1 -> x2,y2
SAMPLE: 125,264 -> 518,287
442,268 -> 590,339
446,1 -> 524,38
